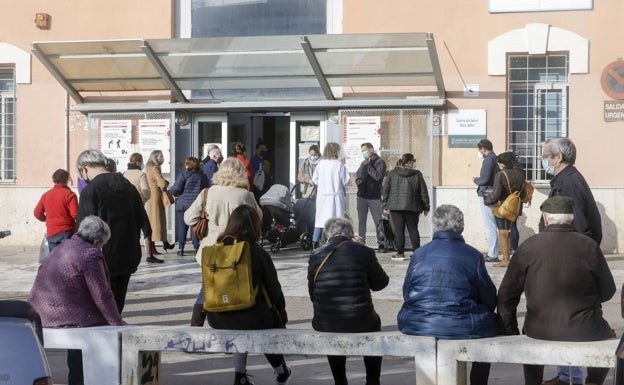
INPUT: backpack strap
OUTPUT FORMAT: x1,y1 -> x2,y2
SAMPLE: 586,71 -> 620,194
501,170 -> 524,195
199,188 -> 209,220
313,240 -> 349,284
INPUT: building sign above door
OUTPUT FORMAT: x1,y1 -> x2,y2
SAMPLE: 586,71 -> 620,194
489,0 -> 592,13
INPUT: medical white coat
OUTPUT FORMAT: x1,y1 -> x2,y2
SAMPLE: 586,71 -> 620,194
312,159 -> 350,228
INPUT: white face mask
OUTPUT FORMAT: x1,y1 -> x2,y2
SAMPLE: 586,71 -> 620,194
477,151 -> 484,160
542,158 -> 555,175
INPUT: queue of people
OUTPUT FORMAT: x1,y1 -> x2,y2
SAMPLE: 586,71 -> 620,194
27,136 -> 618,385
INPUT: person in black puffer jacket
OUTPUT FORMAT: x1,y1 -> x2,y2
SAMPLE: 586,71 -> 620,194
382,153 -> 430,260
169,157 -> 209,255
308,217 -> 389,385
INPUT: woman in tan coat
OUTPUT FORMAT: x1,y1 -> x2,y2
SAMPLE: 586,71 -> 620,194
145,150 -> 175,252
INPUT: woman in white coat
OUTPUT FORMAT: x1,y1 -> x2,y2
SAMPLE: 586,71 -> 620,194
311,142 -> 350,248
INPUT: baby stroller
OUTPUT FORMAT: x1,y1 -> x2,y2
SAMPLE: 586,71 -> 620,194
260,184 -> 302,253
259,183 -> 315,253
292,182 -> 316,250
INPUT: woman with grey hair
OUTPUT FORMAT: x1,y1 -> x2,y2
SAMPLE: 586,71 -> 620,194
311,142 -> 350,249
308,217 -> 389,385
29,215 -> 123,385
397,204 -> 497,385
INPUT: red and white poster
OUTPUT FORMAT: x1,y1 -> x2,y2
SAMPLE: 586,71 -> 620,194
343,116 -> 381,172
138,119 -> 172,174
100,120 -> 132,172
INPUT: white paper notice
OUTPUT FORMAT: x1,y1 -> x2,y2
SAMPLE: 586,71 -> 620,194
139,119 -> 172,174
343,116 -> 381,173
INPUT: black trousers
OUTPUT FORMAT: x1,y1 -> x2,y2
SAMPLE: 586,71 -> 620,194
67,349 -> 83,385
327,355 -> 382,385
388,210 -> 420,254
109,274 -> 131,313
470,362 -> 491,385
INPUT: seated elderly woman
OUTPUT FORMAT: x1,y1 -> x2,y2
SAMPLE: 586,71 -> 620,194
29,215 -> 124,385
308,217 -> 389,385
397,204 -> 498,385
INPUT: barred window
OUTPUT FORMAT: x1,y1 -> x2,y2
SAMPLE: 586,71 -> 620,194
0,68 -> 15,183
507,55 -> 569,182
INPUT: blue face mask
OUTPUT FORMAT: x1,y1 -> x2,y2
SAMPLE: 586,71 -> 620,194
542,158 -> 555,175
310,155 -> 320,161
362,151 -> 370,160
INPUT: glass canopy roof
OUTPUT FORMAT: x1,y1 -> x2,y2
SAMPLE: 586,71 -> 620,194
32,33 -> 445,104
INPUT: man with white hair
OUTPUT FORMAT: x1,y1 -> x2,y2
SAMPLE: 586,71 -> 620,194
498,196 -> 615,385
202,145 -> 222,186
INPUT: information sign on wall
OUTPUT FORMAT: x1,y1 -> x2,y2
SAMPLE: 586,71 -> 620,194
138,119 -> 172,174
447,109 -> 487,148
100,120 -> 132,172
343,116 -> 381,172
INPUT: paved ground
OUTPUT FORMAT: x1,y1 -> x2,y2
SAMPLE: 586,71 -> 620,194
1,242 -> 623,384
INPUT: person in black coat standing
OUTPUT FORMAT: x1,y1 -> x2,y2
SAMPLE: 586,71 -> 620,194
308,217 -> 389,385
382,153 -> 430,260
75,149 -> 145,313
355,142 -> 387,250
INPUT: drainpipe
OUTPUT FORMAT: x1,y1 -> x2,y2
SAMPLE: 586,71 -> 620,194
64,92 -> 70,173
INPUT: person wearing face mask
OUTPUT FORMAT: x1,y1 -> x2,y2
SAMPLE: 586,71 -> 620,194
251,141 -> 272,201
297,144 -> 321,198
75,149 -> 145,312
355,142 -> 387,251
537,138 -> 602,385
484,151 -> 527,267
539,137 -> 601,244
381,153 -> 430,260
473,139 -> 500,262
145,150 -> 176,253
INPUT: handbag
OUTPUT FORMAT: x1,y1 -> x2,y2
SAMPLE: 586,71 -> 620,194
192,188 -> 209,240
492,171 -> 523,222
161,189 -> 174,207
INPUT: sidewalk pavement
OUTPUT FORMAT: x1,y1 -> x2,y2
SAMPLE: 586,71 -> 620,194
1,243 -> 624,332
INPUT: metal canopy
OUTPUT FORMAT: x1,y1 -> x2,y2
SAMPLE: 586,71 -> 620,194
32,33 -> 446,105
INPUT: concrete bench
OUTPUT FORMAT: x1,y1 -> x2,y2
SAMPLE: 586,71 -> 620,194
436,335 -> 619,385
120,327 -> 438,385
43,326 -> 132,385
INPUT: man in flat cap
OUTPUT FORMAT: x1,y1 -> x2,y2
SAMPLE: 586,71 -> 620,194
497,196 -> 616,385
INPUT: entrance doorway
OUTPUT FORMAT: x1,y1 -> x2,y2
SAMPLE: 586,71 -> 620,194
194,112 -> 325,190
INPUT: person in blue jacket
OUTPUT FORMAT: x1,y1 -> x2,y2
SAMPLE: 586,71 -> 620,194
170,157 -> 209,255
397,204 -> 497,385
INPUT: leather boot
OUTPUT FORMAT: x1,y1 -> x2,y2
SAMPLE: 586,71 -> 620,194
163,240 -> 175,251
190,304 -> 206,327
494,230 -> 511,267
145,237 -> 164,263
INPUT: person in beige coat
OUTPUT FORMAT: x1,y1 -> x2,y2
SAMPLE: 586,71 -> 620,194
145,150 -> 175,252
123,153 -> 163,263
184,157 -> 261,326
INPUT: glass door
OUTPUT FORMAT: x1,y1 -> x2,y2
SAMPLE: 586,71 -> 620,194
194,113 -> 227,161
290,113 -> 325,191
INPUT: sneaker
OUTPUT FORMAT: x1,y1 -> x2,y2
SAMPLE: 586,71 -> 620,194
391,253 -> 406,261
483,255 -> 499,263
234,371 -> 254,385
275,364 -> 292,385
146,256 -> 164,263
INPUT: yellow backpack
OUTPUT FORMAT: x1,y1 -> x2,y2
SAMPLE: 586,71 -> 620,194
201,236 -> 257,312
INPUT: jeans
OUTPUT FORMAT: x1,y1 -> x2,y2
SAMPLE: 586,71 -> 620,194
47,231 -> 73,251
479,197 -> 500,257
313,227 -> 323,243
356,197 -> 383,245
524,364 -> 609,385
176,211 -> 199,251
557,366 -> 583,384
388,210 -> 420,253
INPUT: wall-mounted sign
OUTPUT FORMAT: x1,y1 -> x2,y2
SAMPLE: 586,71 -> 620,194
601,60 -> 624,100
489,0 -> 592,13
447,109 -> 486,148
99,120 -> 132,171
604,101 -> 624,122
138,119 -> 172,174
343,116 -> 381,172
